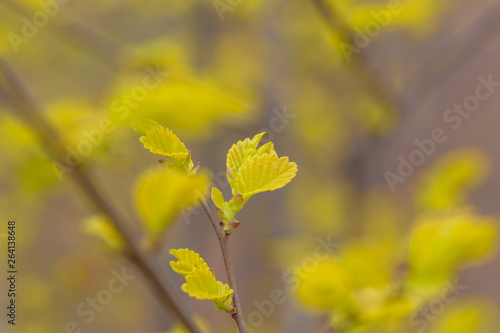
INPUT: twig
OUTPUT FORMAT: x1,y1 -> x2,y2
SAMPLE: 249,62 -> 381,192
200,198 -> 247,333
0,59 -> 201,333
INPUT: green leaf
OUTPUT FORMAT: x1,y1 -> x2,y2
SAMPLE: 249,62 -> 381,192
226,132 -> 266,192
136,167 -> 210,234
233,153 -> 298,202
170,248 -> 210,277
211,187 -> 225,211
256,141 -> 275,155
131,118 -> 159,135
132,119 -> 195,173
214,133 -> 297,233
211,187 -> 244,232
169,248 -> 234,312
181,267 -> 233,312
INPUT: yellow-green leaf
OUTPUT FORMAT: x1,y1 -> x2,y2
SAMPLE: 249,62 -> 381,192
181,267 -> 233,312
170,248 -> 210,277
132,119 -> 194,173
233,153 -> 298,202
211,187 -> 225,210
131,118 -> 159,135
256,141 -> 275,155
226,132 -> 267,191
136,167 -> 210,234
211,187 -> 244,230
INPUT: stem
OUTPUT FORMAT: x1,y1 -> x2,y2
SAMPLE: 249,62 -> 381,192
0,59 -> 201,333
200,199 -> 247,333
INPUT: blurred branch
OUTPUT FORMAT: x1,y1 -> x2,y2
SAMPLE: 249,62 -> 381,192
200,198 -> 247,333
0,59 -> 201,333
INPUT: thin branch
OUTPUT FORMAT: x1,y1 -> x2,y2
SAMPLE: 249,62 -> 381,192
0,59 -> 201,333
200,199 -> 247,333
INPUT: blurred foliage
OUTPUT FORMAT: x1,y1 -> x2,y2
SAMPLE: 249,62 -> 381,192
0,0 -> 498,332
414,149 -> 490,211
290,156 -> 498,331
135,166 -> 210,235
81,215 -> 125,252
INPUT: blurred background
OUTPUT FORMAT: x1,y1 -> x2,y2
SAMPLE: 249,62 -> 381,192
0,0 -> 499,332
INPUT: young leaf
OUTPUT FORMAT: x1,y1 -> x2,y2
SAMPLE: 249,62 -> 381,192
226,132 -> 267,191
132,119 -> 195,173
131,118 -> 159,135
211,187 -> 225,211
170,248 -> 234,312
181,267 -> 234,312
170,248 -> 210,277
136,167 -> 210,234
233,153 -> 298,202
213,133 -> 297,233
256,141 -> 275,155
211,188 -> 244,232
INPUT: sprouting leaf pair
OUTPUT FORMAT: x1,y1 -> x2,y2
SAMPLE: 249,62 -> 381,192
133,118 -> 297,235
170,249 -> 234,312
212,132 -> 298,233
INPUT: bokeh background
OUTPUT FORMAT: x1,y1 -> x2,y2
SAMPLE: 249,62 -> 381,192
1,0 -> 500,332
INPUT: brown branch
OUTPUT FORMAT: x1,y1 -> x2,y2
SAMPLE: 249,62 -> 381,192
0,59 -> 201,333
200,199 -> 247,333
